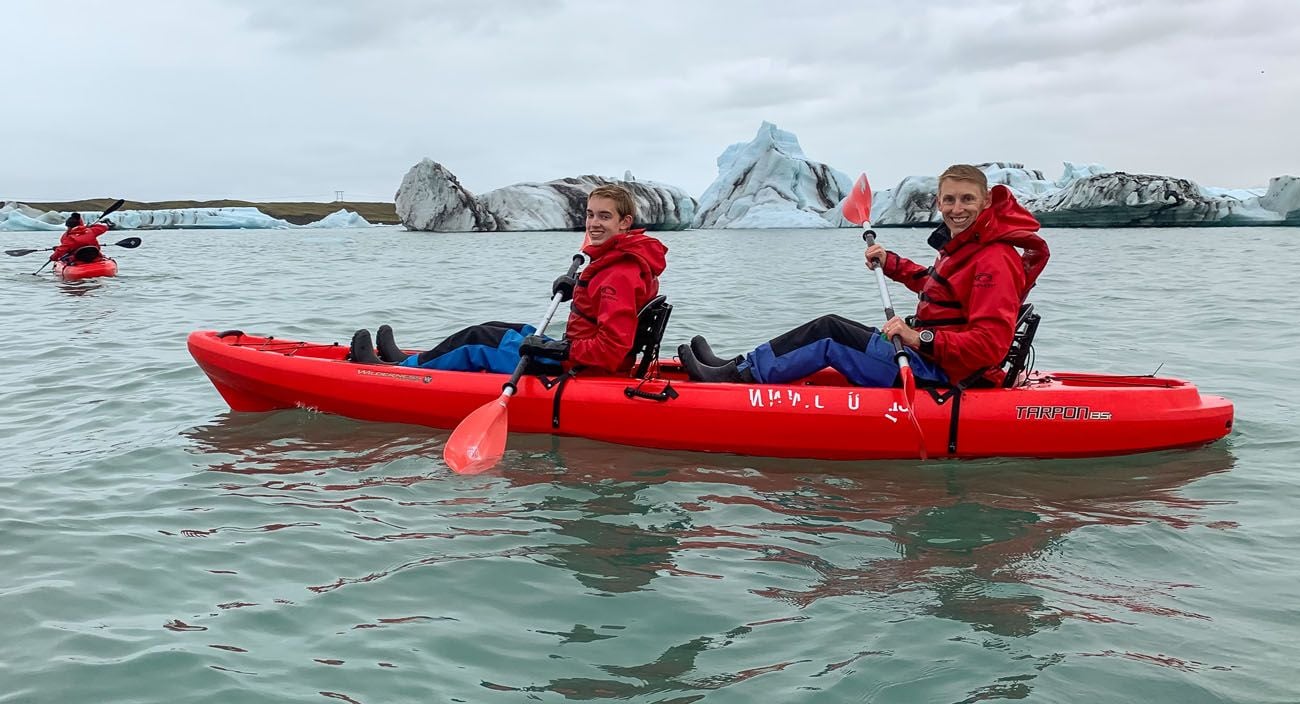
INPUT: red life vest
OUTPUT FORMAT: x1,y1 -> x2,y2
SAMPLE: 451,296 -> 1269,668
884,186 -> 1050,385
564,229 -> 668,374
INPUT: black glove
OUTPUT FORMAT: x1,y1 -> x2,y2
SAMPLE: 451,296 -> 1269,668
101,219 -> 117,230
552,274 -> 577,302
519,335 -> 570,361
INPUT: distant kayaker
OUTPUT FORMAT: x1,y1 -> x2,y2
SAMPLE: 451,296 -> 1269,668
50,212 -> 116,264
349,184 -> 669,375
678,164 -> 1050,388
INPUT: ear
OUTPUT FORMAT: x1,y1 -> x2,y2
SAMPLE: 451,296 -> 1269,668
620,214 -> 633,230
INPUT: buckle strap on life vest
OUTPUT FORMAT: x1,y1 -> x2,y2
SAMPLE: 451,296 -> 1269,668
906,315 -> 968,328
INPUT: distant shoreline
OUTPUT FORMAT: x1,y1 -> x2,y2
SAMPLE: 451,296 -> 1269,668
5,198 -> 400,226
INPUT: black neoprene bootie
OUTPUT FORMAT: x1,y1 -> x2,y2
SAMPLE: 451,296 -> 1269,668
678,343 -> 748,383
690,335 -> 744,367
376,325 -> 407,363
348,329 -> 383,365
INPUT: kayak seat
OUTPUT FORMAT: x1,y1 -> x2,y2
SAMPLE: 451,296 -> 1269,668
1001,302 -> 1041,388
917,302 -> 1040,390
72,245 -> 102,263
627,295 -> 673,379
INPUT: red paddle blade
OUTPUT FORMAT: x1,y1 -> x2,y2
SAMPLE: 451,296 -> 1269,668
443,396 -> 510,474
898,367 -> 928,460
841,173 -> 873,226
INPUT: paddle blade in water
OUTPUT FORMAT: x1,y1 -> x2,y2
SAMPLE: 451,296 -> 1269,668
443,396 -> 510,474
898,366 -> 927,460
841,173 -> 873,226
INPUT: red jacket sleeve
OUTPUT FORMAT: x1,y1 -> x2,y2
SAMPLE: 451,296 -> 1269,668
567,262 -> 645,372
932,245 -> 1025,376
882,251 -> 930,294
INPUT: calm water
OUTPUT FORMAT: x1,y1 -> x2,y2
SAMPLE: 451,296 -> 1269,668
1,225 -> 1297,703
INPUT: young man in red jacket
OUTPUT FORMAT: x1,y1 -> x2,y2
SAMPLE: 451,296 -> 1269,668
350,184 -> 669,375
50,212 -> 115,263
680,164 -> 1049,387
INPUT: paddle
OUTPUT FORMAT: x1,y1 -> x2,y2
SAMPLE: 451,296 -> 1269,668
11,199 -> 128,274
841,173 -> 928,460
443,253 -> 587,474
7,236 -> 141,258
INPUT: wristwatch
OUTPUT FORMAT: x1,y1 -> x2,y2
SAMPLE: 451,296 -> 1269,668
918,329 -> 935,355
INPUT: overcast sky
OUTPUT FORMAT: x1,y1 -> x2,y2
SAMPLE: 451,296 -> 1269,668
3,0 -> 1296,202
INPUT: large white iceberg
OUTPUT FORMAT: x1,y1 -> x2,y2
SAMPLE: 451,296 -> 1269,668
693,121 -> 852,229
395,160 -> 696,232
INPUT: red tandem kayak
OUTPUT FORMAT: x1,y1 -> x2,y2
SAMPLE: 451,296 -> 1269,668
54,257 -> 118,281
187,330 -> 1234,461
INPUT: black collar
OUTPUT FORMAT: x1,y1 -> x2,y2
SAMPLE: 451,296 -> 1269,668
927,223 -> 952,251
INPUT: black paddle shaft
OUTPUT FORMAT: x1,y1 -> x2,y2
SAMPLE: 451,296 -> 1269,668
501,253 -> 586,393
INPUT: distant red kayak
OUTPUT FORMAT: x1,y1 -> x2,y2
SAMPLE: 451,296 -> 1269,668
54,257 -> 118,281
187,330 -> 1233,461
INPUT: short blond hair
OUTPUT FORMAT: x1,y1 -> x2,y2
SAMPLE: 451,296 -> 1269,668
589,184 -> 636,221
938,164 -> 988,192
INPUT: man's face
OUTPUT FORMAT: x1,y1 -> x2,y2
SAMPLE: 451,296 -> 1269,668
937,179 -> 989,235
585,196 -> 632,246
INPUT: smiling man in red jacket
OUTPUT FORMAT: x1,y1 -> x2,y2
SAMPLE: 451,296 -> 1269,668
350,184 -> 669,376
680,164 -> 1049,388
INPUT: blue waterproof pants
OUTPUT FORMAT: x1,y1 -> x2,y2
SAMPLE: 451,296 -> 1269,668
398,321 -> 560,373
739,314 -> 948,387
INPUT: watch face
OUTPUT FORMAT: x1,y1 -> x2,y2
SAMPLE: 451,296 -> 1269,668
919,330 -> 935,343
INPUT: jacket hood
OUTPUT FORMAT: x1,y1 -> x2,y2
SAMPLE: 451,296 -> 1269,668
930,185 -> 1050,291
582,228 -> 668,277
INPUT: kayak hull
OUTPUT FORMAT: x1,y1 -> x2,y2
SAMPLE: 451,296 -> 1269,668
54,257 -> 118,281
187,330 -> 1234,461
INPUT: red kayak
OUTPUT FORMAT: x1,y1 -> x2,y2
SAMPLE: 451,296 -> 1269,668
54,257 -> 118,281
187,330 -> 1234,461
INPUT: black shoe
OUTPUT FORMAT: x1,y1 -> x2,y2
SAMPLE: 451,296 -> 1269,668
690,335 -> 743,367
678,343 -> 749,383
348,329 -> 383,364
376,324 -> 407,363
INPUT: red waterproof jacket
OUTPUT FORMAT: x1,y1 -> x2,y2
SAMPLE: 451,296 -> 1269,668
882,185 -> 1049,385
50,223 -> 110,262
565,229 -> 668,374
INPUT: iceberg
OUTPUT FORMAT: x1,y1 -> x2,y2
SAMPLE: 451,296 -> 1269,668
299,209 -> 373,229
868,163 -> 1300,227
0,202 -> 64,231
0,203 -> 372,231
395,160 -> 696,232
693,121 -> 852,229
106,207 -> 294,230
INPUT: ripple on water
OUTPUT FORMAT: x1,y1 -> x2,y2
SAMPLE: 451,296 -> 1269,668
1,226 -> 1298,703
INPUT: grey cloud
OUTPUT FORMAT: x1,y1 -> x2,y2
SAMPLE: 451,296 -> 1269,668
225,0 -> 565,51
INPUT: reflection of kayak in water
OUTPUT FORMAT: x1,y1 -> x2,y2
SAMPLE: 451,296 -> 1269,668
187,330 -> 1234,461
54,256 -> 117,281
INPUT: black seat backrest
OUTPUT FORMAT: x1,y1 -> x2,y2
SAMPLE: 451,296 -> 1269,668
1000,302 -> 1041,387
626,295 -> 672,378
72,245 -> 102,263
